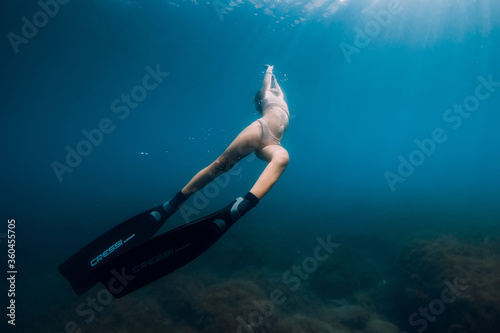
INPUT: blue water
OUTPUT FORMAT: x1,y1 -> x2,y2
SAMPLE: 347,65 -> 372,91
2,0 -> 500,332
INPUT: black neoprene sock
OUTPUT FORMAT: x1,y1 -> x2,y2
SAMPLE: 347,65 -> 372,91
236,192 -> 260,216
169,191 -> 189,208
163,191 -> 189,216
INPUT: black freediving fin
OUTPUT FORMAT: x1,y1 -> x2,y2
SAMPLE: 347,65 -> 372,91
59,203 -> 171,295
91,200 -> 238,298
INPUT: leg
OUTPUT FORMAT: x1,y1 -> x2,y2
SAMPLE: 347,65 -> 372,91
250,145 -> 289,199
226,143 -> 290,222
181,121 -> 263,196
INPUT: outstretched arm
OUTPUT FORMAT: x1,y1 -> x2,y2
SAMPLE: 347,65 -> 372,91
262,65 -> 273,91
272,75 -> 283,96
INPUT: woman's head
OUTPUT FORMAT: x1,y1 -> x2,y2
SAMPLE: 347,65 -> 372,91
254,91 -> 263,113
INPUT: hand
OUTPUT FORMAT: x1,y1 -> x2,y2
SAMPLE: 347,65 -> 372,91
264,64 -> 274,73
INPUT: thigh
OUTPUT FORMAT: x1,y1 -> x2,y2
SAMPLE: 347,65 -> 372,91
218,121 -> 263,165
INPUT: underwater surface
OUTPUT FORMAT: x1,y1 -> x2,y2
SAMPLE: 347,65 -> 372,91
1,0 -> 500,332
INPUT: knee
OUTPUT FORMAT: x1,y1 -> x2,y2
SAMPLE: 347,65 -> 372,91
211,155 -> 234,174
273,150 -> 289,169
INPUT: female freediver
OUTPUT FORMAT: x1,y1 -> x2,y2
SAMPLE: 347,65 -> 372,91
163,65 -> 290,221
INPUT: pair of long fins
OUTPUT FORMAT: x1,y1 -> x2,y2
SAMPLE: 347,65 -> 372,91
59,198 -> 242,298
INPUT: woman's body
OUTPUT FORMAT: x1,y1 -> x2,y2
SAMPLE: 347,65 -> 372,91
164,65 -> 289,220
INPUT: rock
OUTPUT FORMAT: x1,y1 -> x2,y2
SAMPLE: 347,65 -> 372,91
311,246 -> 382,298
366,319 -> 399,333
333,304 -> 372,330
397,226 -> 500,333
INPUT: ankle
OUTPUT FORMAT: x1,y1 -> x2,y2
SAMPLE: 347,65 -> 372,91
244,192 -> 260,206
230,192 -> 260,222
163,191 -> 189,215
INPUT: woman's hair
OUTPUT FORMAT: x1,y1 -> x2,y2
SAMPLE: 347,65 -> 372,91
254,91 -> 263,113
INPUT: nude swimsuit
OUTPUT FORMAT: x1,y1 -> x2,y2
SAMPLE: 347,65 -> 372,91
255,92 -> 290,148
